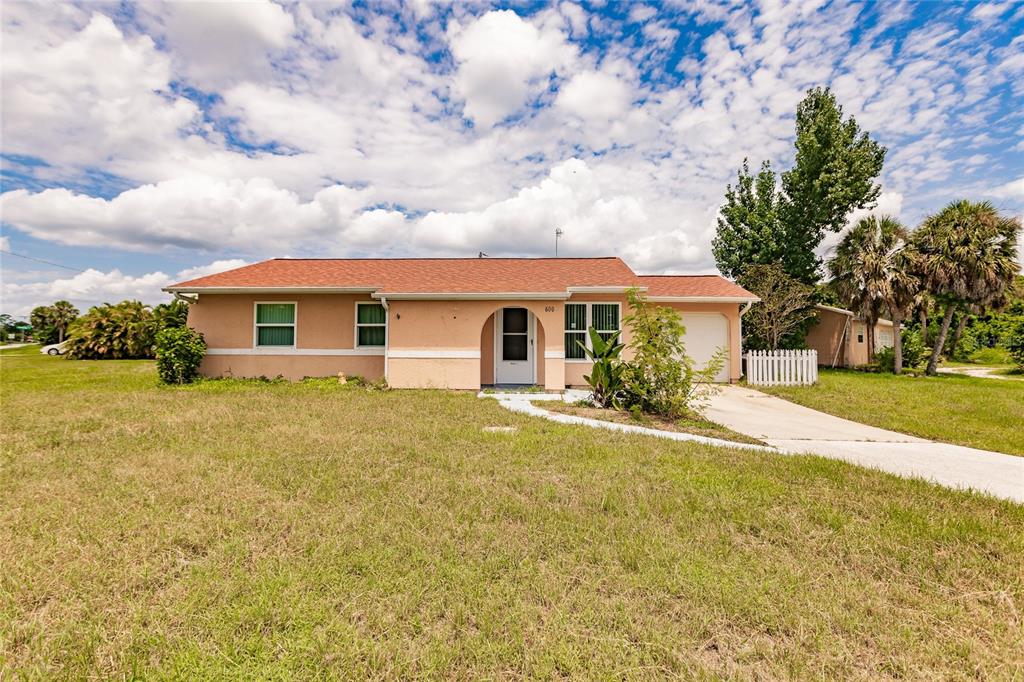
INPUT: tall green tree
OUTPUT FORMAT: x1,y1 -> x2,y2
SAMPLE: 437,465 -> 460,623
914,200 -> 1021,375
713,87 -> 886,284
779,87 -> 887,282
828,216 -> 911,362
712,159 -> 784,280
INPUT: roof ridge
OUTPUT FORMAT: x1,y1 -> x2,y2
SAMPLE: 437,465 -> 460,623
270,256 -> 624,261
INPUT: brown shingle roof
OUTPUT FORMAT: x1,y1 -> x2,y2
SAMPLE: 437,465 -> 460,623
637,275 -> 757,299
168,257 -> 641,294
166,258 -> 758,300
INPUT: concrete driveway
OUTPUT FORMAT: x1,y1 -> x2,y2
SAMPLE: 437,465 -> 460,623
705,385 -> 1024,504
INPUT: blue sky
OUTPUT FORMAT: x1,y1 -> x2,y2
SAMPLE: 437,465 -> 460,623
1,0 -> 1022,316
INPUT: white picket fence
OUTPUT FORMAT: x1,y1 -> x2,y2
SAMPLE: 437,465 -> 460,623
745,349 -> 818,386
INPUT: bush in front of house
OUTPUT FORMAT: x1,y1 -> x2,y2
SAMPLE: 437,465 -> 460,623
618,288 -> 724,418
155,326 -> 207,384
580,328 -> 625,408
876,328 -> 927,373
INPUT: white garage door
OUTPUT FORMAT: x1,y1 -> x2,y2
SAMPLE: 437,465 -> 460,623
680,313 -> 730,383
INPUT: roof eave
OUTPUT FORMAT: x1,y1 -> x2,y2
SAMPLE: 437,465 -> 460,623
566,285 -> 648,294
647,296 -> 761,303
162,286 -> 381,294
372,291 -> 571,301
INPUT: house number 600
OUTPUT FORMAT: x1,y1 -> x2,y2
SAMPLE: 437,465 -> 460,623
544,306 -> 555,312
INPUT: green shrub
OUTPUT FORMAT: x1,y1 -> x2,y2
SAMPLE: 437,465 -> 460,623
581,328 -> 625,409
620,288 -> 723,418
65,301 -> 157,359
1007,319 -> 1024,371
877,328 -> 926,372
155,327 -> 207,384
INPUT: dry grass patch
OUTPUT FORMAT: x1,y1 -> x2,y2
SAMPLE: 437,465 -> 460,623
1,348 -> 1023,678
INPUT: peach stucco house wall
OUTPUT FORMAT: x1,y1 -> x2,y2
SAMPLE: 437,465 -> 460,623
805,305 -> 895,368
167,258 -> 758,390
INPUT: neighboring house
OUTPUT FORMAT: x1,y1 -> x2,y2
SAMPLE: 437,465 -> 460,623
806,304 -> 895,368
163,258 -> 758,390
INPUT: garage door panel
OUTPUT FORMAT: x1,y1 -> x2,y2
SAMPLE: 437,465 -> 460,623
680,313 -> 730,383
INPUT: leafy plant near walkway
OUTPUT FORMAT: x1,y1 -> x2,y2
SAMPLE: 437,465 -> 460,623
620,288 -> 723,418
155,326 -> 207,384
579,328 -> 624,408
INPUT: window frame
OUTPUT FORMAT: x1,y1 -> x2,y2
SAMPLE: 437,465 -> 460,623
354,301 -> 388,348
565,301 -> 621,363
253,301 -> 297,349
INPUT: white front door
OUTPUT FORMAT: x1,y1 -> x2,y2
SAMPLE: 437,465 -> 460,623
495,307 -> 534,385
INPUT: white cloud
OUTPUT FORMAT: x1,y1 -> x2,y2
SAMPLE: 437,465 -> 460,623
175,259 -> 250,282
145,0 -> 295,88
1,0 -> 1022,292
1,12 -> 201,172
0,236 -> 10,252
556,70 -> 632,121
985,177 -> 1024,200
0,177 -> 374,253
449,10 -> 576,127
0,260 -> 256,317
1,268 -> 173,317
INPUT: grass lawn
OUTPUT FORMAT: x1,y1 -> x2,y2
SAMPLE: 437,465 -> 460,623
2,348 -> 1023,678
539,400 -> 764,446
757,369 -> 1024,456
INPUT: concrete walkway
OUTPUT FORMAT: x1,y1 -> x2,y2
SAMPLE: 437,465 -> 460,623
705,385 -> 1024,503
482,390 -> 773,453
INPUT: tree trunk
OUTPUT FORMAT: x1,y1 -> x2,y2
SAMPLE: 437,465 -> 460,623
926,304 -> 956,375
919,307 -> 928,347
947,313 -> 969,360
58,327 -> 65,343
867,319 -> 876,363
892,314 -> 903,374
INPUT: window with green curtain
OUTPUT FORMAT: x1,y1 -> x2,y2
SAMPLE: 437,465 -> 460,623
256,303 -> 294,324
255,303 -> 295,346
257,326 -> 294,346
592,303 -> 619,342
357,303 -> 386,325
356,303 -> 386,347
564,304 -> 587,359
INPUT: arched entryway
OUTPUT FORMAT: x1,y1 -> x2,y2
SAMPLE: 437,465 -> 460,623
480,307 -> 546,386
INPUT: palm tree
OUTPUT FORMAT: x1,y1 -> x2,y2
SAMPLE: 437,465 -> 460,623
914,200 -> 1021,375
49,300 -> 79,343
886,246 -> 922,374
828,215 -> 909,363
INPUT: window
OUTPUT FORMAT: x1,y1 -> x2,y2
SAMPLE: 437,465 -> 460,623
255,303 -> 295,347
564,303 -> 587,359
592,304 -> 619,343
564,302 -> 620,360
502,308 -> 528,360
356,303 -> 386,347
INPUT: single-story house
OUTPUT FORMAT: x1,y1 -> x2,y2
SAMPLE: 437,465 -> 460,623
163,257 -> 759,390
805,304 -> 895,368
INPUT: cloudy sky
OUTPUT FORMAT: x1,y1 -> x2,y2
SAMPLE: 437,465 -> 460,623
1,0 -> 1022,317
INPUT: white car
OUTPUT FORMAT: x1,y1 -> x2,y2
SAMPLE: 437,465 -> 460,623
41,342 -> 67,356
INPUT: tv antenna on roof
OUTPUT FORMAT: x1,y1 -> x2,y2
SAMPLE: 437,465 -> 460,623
478,251 -> 489,258
554,227 -> 564,257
